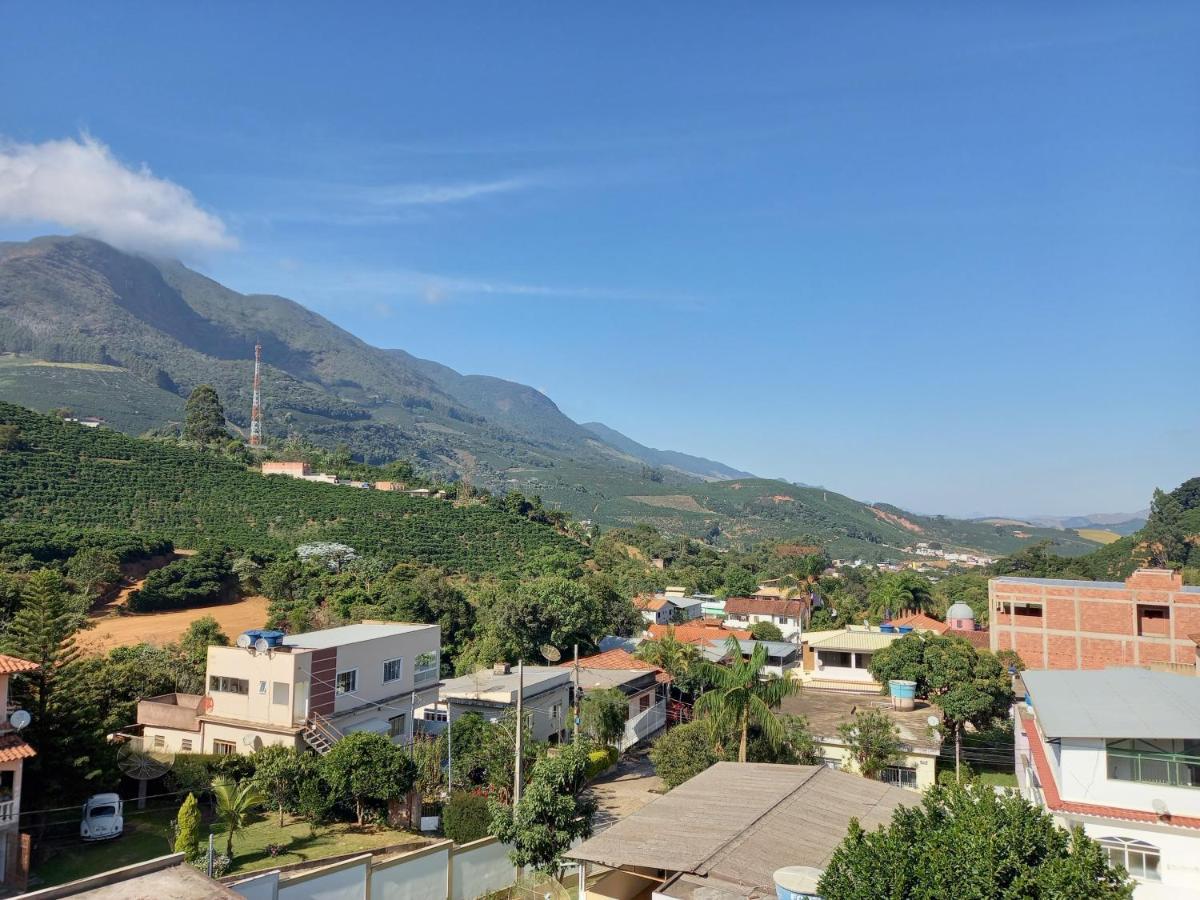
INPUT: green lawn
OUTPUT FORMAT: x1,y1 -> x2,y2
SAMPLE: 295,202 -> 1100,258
976,771 -> 1018,788
30,807 -> 428,887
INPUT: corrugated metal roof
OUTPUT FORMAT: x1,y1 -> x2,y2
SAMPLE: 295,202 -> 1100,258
568,763 -> 910,892
282,621 -> 436,650
806,630 -> 901,652
1024,668 -> 1200,739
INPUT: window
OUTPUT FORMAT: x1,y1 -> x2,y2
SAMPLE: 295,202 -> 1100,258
639,693 -> 651,712
272,682 -> 289,705
777,616 -> 789,625
388,714 -> 407,738
258,680 -> 268,695
414,652 -> 438,684
1001,602 -> 1043,619
335,670 -> 357,695
551,702 -> 562,721
1099,837 -> 1161,881
1107,739 -> 1200,788
181,739 -> 193,752
423,708 -> 448,722
819,650 -> 853,668
1137,604 -> 1170,637
382,657 -> 404,684
212,740 -> 236,756
152,734 -> 165,750
209,675 -> 249,695
881,766 -> 918,790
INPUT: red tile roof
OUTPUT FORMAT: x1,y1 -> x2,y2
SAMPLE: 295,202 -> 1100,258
648,622 -> 752,645
724,597 -> 807,618
949,626 -> 990,649
0,733 -> 36,763
888,612 -> 949,634
1019,710 -> 1200,830
560,648 -> 671,684
0,654 -> 39,675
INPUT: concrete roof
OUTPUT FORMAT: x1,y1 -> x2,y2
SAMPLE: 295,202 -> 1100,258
806,630 -> 901,653
567,763 -> 910,895
22,854 -> 239,899
779,691 -> 941,752
1024,668 -> 1200,739
438,666 -> 570,704
712,639 -> 799,660
575,668 -> 659,693
283,621 -> 436,650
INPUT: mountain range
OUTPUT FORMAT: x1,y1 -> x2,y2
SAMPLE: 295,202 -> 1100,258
0,235 -> 1101,558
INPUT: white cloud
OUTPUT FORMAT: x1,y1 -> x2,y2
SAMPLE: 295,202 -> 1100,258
0,134 -> 235,256
365,176 -> 536,207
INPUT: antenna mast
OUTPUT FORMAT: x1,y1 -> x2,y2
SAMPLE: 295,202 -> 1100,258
249,342 -> 263,447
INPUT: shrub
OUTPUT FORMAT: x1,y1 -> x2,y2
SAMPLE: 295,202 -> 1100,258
126,549 -> 237,612
173,793 -> 201,859
443,791 -> 492,845
584,746 -> 617,779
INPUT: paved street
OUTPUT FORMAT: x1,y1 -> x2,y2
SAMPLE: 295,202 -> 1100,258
587,746 -> 664,831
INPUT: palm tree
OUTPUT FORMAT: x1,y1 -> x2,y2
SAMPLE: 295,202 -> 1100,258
694,636 -> 800,762
635,628 -> 701,699
212,776 -> 266,859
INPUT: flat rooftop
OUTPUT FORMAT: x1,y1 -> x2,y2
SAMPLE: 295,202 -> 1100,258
780,690 -> 941,750
992,576 -> 1200,594
439,666 -> 570,703
282,621 -> 436,650
1024,668 -> 1200,739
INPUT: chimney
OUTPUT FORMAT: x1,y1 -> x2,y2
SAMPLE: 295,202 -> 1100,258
493,662 -> 511,676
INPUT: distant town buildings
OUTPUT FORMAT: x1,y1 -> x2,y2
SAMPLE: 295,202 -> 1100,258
261,462 -> 445,496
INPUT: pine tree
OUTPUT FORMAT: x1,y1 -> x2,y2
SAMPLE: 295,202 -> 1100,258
174,793 -> 201,858
3,570 -> 82,723
183,384 -> 227,445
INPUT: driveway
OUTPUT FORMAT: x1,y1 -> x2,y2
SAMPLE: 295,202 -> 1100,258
587,745 -> 664,831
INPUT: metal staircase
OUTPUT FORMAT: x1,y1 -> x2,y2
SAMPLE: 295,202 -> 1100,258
303,711 -> 343,754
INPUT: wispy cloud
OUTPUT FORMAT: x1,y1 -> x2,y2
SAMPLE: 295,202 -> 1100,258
0,133 -> 235,256
362,176 -> 538,207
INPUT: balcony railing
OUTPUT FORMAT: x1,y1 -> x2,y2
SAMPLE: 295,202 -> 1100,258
0,799 -> 17,823
620,700 -> 666,752
1108,748 -> 1200,789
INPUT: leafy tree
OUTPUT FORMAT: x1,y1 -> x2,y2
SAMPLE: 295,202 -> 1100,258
581,687 -> 628,748
924,640 -> 1013,781
489,743 -> 596,872
174,792 -> 202,859
837,709 -> 902,780
722,565 -> 758,597
0,424 -> 23,451
66,547 -> 121,600
1143,487 -> 1187,567
175,615 -> 231,691
182,384 -> 227,445
211,776 -> 266,860
410,733 -> 447,802
867,633 -> 933,696
444,790 -> 492,844
650,721 -> 718,789
251,746 -> 309,826
868,572 -> 934,620
694,636 -> 800,762
931,573 -> 989,625
754,714 -> 823,766
749,620 -> 784,641
818,782 -> 1133,899
321,731 -> 417,825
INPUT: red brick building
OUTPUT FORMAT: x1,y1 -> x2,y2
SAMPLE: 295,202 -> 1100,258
989,568 -> 1200,669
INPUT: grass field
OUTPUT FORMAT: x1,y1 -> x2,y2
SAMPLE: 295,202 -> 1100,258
1075,528 -> 1122,545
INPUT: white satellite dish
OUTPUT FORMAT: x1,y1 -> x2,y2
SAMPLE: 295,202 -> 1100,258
9,710 -> 30,731
540,644 -> 562,663
236,633 -> 253,649
254,637 -> 271,653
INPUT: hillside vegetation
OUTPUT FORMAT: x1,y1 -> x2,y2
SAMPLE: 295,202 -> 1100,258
0,403 -> 581,575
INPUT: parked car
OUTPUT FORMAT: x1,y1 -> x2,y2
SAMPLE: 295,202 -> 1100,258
81,793 -> 124,841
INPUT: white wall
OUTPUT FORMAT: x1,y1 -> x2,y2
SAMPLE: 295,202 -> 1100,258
1058,740 -> 1200,816
370,844 -> 449,900
1062,817 -> 1200,900
450,839 -> 512,900
207,646 -> 307,727
332,627 -> 440,715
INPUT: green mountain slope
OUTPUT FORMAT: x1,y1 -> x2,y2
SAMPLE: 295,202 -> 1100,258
580,421 -> 756,481
0,402 -> 579,574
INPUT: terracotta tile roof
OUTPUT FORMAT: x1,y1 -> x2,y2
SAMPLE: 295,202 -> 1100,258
560,648 -> 671,684
949,627 -> 990,649
634,596 -> 670,612
1019,710 -> 1200,830
648,622 -> 752,645
0,654 -> 39,675
0,733 -> 36,763
887,612 -> 949,634
725,596 -> 807,618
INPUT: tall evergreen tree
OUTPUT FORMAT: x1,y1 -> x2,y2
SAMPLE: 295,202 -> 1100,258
3,570 -> 82,723
183,384 -> 227,445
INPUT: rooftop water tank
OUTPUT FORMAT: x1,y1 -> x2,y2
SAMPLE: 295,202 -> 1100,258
880,623 -> 896,634
774,866 -> 824,900
259,630 -> 286,648
897,625 -> 914,634
236,629 -> 264,648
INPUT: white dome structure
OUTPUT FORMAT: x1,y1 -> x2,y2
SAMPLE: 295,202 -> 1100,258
946,601 -> 976,630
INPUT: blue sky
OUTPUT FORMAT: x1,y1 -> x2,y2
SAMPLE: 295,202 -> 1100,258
1,3 -> 1197,517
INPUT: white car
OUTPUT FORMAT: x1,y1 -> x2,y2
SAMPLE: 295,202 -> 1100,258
81,793 -> 124,841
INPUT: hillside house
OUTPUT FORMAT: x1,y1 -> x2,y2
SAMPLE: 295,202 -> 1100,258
722,596 -> 806,639
1018,668 -> 1200,898
261,461 -> 311,478
569,649 -> 671,750
136,622 -> 441,755
419,664 -> 571,743
801,628 -> 904,691
0,654 -> 38,889
990,568 -> 1200,670
634,591 -> 704,626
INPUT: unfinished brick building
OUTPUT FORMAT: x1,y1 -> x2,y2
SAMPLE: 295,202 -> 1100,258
989,568 -> 1200,670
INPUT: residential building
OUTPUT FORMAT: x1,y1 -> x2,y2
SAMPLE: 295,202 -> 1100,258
570,650 -> 671,750
801,627 -> 903,690
886,611 -> 949,635
722,596 -> 806,639
779,691 -> 941,790
990,568 -> 1200,670
646,619 -> 751,647
261,461 -> 310,478
715,638 -> 800,677
1018,668 -> 1200,899
633,595 -> 672,627
633,591 -> 704,626
566,762 -> 912,899
136,622 -> 441,755
0,654 -> 38,890
420,664 -> 571,743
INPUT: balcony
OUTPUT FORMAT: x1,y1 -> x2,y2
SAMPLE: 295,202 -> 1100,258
1108,743 -> 1200,789
619,700 -> 666,751
0,798 -> 17,823
136,693 -> 204,732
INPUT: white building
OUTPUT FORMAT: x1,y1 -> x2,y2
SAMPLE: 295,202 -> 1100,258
722,596 -> 806,640
1018,668 -> 1200,899
420,664 -> 572,743
137,622 -> 441,755
0,654 -> 38,889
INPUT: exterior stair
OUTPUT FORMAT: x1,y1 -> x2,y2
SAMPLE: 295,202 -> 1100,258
303,711 -> 343,754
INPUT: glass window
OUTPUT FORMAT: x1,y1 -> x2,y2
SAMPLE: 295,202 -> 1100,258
258,680 -> 268,694
212,740 -> 236,756
639,693 -> 651,712
881,766 -> 918,789
382,657 -> 404,684
820,650 -> 853,668
388,714 -> 407,738
1107,739 -> 1200,788
209,675 -> 249,695
335,670 -> 357,695
414,652 -> 438,684
1100,837 -> 1161,882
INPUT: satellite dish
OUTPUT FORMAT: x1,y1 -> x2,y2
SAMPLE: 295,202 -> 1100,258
9,710 -> 30,731
1152,798 -> 1169,816
241,734 -> 257,747
830,608 -> 838,618
254,637 -> 271,653
117,739 -> 174,781
540,644 -> 562,663
236,633 -> 253,649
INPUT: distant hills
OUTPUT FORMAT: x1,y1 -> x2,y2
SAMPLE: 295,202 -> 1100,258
0,235 -> 1102,558
1026,511 -> 1149,536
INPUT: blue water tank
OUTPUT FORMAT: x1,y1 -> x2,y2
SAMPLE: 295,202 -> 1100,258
880,623 -> 896,633
897,625 -> 914,634
259,630 -> 286,648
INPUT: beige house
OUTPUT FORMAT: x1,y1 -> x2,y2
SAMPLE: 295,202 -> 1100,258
801,627 -> 903,691
0,654 -> 38,889
137,622 -> 441,756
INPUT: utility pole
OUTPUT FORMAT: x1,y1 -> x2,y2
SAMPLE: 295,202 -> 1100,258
513,660 -> 524,810
572,644 -> 580,744
446,706 -> 453,796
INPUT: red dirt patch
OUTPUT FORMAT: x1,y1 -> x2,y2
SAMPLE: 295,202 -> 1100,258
870,506 -> 925,534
